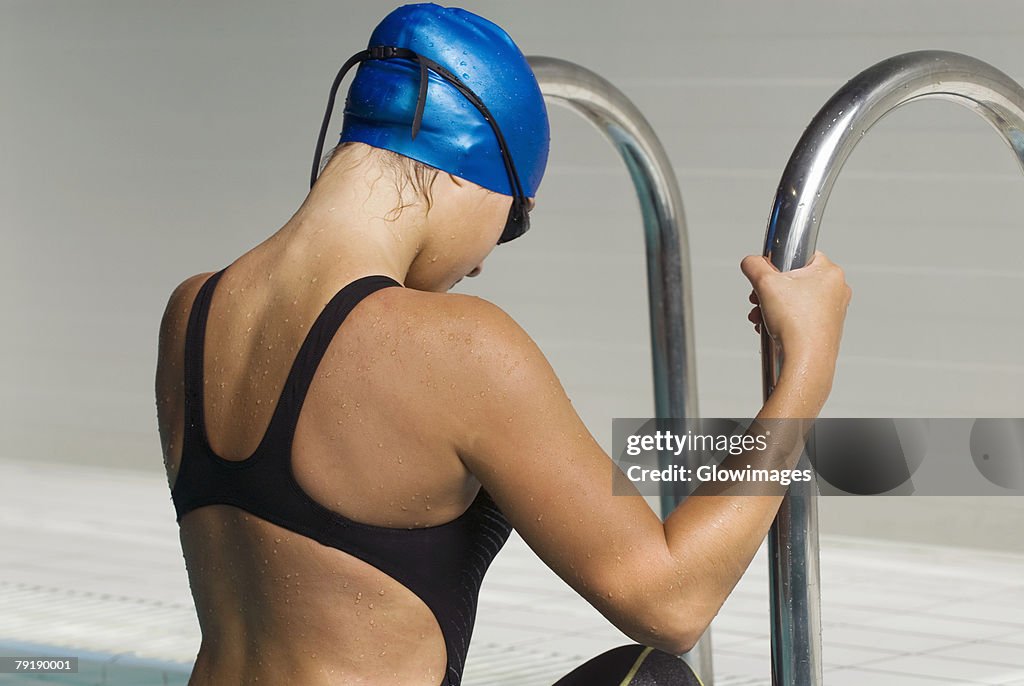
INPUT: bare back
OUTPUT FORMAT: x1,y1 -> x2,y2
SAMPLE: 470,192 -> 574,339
155,247 -> 498,686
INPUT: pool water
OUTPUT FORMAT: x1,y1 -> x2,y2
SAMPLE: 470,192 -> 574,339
0,643 -> 190,686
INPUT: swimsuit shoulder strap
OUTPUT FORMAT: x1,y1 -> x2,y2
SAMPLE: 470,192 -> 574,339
182,268 -> 227,443
264,274 -> 402,449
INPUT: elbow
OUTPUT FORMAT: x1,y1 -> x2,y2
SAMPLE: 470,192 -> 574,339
634,625 -> 701,657
590,557 -> 711,657
622,595 -> 707,657
667,630 -> 701,657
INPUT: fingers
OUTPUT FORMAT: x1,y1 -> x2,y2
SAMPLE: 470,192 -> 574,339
748,305 -> 763,335
795,250 -> 834,274
748,250 -> 833,276
739,259 -> 766,336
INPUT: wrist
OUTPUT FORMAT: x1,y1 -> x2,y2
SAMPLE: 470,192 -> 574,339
771,349 -> 836,415
780,339 -> 839,374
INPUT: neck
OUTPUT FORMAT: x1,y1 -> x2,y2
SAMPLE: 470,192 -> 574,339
268,153 -> 427,285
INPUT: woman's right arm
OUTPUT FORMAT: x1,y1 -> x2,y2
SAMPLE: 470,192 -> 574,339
440,251 -> 851,655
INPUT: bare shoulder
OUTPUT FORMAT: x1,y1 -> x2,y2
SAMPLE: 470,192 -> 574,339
376,287 -> 559,445
385,288 -> 542,366
160,272 -> 216,335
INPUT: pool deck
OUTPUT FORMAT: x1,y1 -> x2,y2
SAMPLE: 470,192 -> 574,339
1,458 -> 1023,685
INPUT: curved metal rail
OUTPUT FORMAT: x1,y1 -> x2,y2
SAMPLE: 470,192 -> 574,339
528,56 -> 709,684
761,50 -> 1024,686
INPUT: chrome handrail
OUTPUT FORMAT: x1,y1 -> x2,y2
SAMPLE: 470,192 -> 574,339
528,56 -> 709,684
761,50 -> 1024,686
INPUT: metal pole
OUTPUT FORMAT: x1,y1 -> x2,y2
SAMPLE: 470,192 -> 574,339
761,50 -> 1024,686
528,57 -> 710,683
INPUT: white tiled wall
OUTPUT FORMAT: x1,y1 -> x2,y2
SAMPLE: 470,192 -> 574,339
2,1 -> 1022,549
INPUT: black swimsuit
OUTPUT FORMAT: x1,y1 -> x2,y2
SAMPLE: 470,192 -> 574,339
171,268 -> 513,686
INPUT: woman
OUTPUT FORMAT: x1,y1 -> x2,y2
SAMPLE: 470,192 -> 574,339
155,4 -> 851,685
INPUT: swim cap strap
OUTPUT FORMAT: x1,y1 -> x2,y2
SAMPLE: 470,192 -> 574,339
310,48 -> 374,189
414,58 -> 429,139
310,46 -> 436,189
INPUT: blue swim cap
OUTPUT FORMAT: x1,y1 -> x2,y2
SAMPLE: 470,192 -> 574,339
338,3 -> 549,198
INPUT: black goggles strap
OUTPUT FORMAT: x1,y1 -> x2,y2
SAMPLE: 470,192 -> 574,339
310,46 -> 527,208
